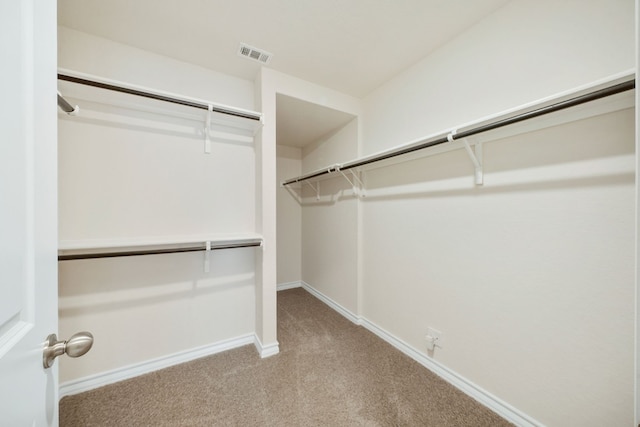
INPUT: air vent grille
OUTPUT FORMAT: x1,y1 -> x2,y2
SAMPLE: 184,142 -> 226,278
238,43 -> 273,64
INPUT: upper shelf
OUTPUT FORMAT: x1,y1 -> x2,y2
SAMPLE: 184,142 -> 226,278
282,70 -> 636,187
57,68 -> 263,135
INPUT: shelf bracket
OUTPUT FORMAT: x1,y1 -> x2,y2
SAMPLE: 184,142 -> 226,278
461,138 -> 483,185
448,130 -> 483,185
306,180 -> 320,200
203,241 -> 211,273
204,104 -> 213,154
338,169 -> 366,197
283,184 -> 302,204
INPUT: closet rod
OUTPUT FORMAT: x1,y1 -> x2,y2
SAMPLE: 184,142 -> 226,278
57,92 -> 77,114
58,241 -> 262,261
342,79 -> 635,172
57,93 -> 74,112
57,73 -> 262,122
282,78 -> 635,186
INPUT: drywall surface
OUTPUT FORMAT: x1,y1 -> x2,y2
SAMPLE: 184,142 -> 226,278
359,1 -> 635,425
276,145 -> 302,285
58,28 -> 257,382
302,120 -> 359,314
57,117 -> 256,240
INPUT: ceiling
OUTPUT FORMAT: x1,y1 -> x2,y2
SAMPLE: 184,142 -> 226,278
58,0 -> 510,147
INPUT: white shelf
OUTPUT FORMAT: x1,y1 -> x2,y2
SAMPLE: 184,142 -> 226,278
282,70 -> 636,186
57,68 -> 263,137
58,233 -> 263,260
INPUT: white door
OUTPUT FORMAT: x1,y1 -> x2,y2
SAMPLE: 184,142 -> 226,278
0,0 -> 59,425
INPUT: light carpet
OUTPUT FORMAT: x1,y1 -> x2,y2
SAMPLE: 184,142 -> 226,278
60,288 -> 512,426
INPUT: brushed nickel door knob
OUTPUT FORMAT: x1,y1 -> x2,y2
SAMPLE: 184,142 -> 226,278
43,331 -> 93,369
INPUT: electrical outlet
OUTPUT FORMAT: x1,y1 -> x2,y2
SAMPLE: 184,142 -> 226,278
426,327 -> 443,351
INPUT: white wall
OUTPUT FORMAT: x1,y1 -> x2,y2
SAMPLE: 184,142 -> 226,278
57,112 -> 256,240
58,251 -> 256,382
301,119 -> 359,313
362,111 -> 635,426
58,27 -> 258,383
276,145 -> 302,285
358,1 -> 636,426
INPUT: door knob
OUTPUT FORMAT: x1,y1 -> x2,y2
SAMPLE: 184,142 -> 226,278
43,331 -> 93,369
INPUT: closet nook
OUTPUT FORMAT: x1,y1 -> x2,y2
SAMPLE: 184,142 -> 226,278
57,67 -> 267,395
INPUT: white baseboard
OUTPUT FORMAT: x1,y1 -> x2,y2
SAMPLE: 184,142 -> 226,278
253,335 -> 280,358
59,333 -> 255,398
299,281 -> 362,325
300,281 -> 541,427
277,281 -> 303,291
61,282 -> 539,425
360,319 -> 541,427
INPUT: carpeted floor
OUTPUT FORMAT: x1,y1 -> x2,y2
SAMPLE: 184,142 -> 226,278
60,288 -> 512,426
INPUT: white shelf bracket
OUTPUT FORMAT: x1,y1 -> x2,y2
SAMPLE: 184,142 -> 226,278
448,130 -> 483,185
351,170 -> 366,197
338,169 -> 366,197
204,104 -> 213,154
203,240 -> 211,273
306,180 -> 320,200
283,184 -> 302,204
461,138 -> 483,185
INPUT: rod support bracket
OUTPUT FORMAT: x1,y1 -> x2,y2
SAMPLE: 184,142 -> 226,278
460,138 -> 483,185
306,180 -> 320,200
204,104 -> 213,154
203,241 -> 211,273
338,168 -> 366,197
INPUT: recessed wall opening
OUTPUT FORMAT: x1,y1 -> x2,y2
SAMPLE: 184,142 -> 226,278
275,94 -> 358,303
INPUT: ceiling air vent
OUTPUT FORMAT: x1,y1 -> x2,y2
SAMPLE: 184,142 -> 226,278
238,43 -> 273,65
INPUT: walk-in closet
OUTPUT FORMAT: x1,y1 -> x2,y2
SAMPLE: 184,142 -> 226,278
56,2 -> 640,425
1,1 -> 637,426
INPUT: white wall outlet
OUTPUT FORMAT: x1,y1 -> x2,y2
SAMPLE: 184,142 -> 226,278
426,327 -> 443,351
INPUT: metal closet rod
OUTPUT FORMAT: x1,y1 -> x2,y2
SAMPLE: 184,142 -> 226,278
58,241 -> 262,261
282,79 -> 636,186
57,73 -> 262,122
57,93 -> 76,113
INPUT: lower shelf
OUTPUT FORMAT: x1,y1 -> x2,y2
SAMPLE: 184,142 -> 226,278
58,234 -> 263,261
